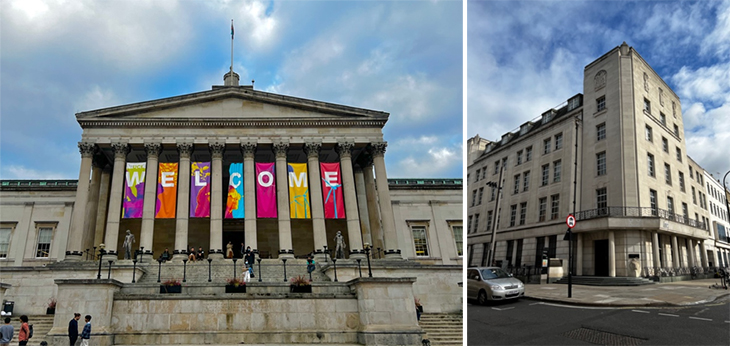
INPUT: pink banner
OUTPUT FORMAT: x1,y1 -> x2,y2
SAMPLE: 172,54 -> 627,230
190,162 -> 211,218
256,162 -> 277,218
123,162 -> 146,218
320,162 -> 345,219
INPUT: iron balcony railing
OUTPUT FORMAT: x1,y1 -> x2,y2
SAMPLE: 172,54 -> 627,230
574,206 -> 707,230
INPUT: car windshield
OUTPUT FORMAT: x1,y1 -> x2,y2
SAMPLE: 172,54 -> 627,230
481,268 -> 510,280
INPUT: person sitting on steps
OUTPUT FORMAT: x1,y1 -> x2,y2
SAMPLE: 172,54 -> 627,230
188,247 -> 196,262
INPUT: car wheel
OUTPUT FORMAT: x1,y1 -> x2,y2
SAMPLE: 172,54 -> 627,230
477,290 -> 488,305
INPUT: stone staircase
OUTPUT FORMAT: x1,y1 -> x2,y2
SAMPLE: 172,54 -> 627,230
419,313 -> 463,346
5,314 -> 53,346
553,276 -> 655,286
135,258 -> 331,284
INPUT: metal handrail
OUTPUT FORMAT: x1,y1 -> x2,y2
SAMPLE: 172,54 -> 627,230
575,206 -> 707,230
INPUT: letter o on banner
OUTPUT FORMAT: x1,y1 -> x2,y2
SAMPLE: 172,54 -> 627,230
258,171 -> 274,187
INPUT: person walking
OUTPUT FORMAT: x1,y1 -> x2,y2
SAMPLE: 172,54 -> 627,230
68,313 -> 80,346
0,317 -> 13,346
17,315 -> 29,346
80,315 -> 92,346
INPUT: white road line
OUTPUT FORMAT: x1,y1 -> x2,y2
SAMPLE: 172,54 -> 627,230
491,307 -> 515,311
540,302 -> 616,310
725,321 -> 730,324
689,317 -> 713,321
529,302 -> 542,306
632,310 -> 650,313
658,313 -> 678,317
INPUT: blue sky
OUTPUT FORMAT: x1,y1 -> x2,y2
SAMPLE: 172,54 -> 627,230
468,0 -> 730,182
0,0 -> 463,180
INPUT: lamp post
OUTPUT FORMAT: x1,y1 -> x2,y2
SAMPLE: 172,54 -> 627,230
486,165 -> 504,266
282,258 -> 288,282
332,258 -> 338,282
132,259 -> 137,283
182,259 -> 188,283
364,243 -> 373,277
232,258 -> 238,281
724,171 -> 730,232
107,260 -> 113,279
257,258 -> 262,282
207,258 -> 213,282
96,244 -> 106,280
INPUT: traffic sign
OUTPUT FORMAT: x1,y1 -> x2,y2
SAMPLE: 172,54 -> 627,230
566,214 -> 576,228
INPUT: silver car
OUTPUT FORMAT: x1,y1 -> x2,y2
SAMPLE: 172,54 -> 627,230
467,267 -> 525,304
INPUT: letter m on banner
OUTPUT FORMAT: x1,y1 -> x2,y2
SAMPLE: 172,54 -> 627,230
320,162 -> 345,219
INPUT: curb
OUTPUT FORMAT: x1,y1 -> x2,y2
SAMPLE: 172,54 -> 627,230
523,292 -> 730,308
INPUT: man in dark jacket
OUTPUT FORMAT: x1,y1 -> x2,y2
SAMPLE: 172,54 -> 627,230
68,313 -> 80,346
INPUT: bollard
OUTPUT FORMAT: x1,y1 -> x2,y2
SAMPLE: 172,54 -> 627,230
182,259 -> 188,283
282,258 -> 288,282
157,258 -> 162,283
257,258 -> 262,282
333,258 -> 338,282
132,259 -> 137,283
207,258 -> 212,282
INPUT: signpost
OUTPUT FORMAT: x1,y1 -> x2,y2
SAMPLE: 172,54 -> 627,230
565,214 -> 576,298
566,214 -> 576,228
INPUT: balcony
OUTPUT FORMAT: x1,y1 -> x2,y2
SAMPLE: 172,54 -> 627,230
575,206 -> 707,230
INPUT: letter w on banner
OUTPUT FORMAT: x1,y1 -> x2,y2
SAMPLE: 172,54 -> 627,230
226,163 -> 244,219
320,162 -> 345,219
155,162 -> 178,218
190,162 -> 211,218
123,162 -> 146,218
256,162 -> 277,218
288,163 -> 310,219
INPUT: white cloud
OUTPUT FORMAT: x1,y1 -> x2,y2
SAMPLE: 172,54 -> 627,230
388,137 -> 462,178
702,0 -> 730,60
0,164 -> 72,180
75,85 -> 120,112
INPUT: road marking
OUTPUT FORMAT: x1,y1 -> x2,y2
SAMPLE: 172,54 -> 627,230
725,321 -> 730,324
631,310 -> 650,314
540,302 -> 616,310
529,302 -> 542,306
658,313 -> 678,317
491,307 -> 514,311
689,317 -> 712,321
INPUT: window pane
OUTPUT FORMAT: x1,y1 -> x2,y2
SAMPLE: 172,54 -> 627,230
452,226 -> 463,256
412,226 -> 429,257
0,228 -> 11,258
36,227 -> 53,258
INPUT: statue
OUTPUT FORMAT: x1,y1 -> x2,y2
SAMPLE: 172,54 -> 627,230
630,257 -> 641,278
226,241 -> 234,258
122,230 -> 135,260
334,231 -> 346,259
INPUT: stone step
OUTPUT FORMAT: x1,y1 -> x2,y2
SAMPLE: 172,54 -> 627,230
136,259 -> 330,284
419,313 -> 462,346
5,315 -> 54,346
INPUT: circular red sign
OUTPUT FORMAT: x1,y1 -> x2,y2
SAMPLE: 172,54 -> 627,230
566,215 -> 576,228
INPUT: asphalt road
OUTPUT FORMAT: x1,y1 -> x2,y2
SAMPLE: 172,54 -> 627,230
467,296 -> 730,345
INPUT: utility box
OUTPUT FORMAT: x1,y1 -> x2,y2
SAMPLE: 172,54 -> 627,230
2,301 -> 14,315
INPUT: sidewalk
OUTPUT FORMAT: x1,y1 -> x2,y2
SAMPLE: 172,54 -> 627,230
524,278 -> 730,307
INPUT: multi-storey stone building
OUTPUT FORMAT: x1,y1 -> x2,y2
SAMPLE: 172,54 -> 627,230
703,171 -> 730,268
0,71 -> 463,345
467,43 -> 721,279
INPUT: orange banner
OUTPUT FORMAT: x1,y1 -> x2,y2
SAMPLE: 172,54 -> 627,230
155,163 -> 178,218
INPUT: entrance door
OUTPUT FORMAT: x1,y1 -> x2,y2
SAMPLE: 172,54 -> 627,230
223,231 -> 246,258
594,239 -> 609,276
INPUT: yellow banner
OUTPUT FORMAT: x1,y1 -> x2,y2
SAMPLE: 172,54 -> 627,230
288,163 -> 310,219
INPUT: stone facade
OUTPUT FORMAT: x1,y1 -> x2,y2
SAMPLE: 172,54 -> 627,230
467,43 -> 719,279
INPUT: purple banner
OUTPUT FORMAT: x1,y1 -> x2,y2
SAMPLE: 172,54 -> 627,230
122,162 -> 146,218
256,162 -> 277,218
190,162 -> 211,218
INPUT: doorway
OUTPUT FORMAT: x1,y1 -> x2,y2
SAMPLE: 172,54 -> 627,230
594,239 -> 609,276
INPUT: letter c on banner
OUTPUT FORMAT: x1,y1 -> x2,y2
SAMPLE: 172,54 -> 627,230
258,171 -> 274,187
230,172 -> 242,188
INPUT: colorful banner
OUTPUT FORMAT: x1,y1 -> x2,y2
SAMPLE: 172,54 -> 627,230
288,163 -> 310,219
320,162 -> 345,219
155,163 -> 178,218
256,162 -> 277,218
189,162 -> 211,218
225,163 -> 244,219
123,162 -> 146,218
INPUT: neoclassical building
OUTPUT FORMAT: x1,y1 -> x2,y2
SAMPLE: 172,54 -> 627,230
467,43 -> 725,280
0,71 -> 463,345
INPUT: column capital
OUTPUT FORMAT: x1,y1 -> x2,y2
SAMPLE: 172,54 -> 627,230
241,141 -> 257,158
144,142 -> 162,158
304,142 -> 321,158
111,142 -> 129,159
336,141 -> 354,159
78,142 -> 96,158
209,142 -> 226,159
370,141 -> 388,157
177,142 -> 193,158
273,141 -> 289,158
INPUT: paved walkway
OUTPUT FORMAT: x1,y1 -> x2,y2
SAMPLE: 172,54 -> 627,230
524,278 -> 730,307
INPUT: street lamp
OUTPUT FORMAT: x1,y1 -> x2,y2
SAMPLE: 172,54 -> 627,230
724,171 -> 730,230
363,243 -> 373,277
96,244 -> 106,280
485,165 -> 504,267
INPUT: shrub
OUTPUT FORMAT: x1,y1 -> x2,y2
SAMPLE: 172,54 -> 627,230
290,275 -> 311,286
226,278 -> 246,287
162,279 -> 182,287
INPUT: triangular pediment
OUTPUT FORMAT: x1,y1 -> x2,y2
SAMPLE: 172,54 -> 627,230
76,87 -> 389,125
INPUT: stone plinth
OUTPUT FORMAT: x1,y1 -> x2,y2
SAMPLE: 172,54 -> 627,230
348,277 -> 423,345
47,279 -> 123,346
0,283 -> 9,304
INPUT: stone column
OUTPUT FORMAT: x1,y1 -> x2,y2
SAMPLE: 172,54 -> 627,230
305,142 -> 327,260
354,165 -> 372,244
371,142 -> 401,259
608,230 -> 616,277
699,241 -> 708,267
687,239 -> 696,267
139,143 -> 161,258
173,142 -> 193,260
93,165 -> 112,248
671,236 -> 680,268
651,231 -> 660,273
242,142 -> 258,253
103,142 -> 129,259
576,233 -> 583,276
362,160 -> 384,254
274,141 -> 293,258
209,142 -> 225,259
83,158 -> 103,255
65,142 -> 96,260
337,141 -> 364,258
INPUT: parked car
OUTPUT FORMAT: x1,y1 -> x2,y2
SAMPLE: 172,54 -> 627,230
467,267 -> 525,304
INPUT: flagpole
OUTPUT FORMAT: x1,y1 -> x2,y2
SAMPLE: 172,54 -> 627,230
230,19 -> 234,73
